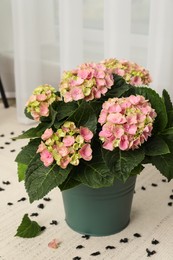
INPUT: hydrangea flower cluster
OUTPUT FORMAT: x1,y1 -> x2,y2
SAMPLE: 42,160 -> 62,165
98,95 -> 157,151
26,84 -> 57,121
101,58 -> 152,86
59,62 -> 114,102
37,121 -> 93,169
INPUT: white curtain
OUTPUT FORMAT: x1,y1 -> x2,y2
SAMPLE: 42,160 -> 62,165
9,0 -> 173,122
147,0 -> 173,98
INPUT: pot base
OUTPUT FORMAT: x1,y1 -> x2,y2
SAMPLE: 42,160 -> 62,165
62,176 -> 136,236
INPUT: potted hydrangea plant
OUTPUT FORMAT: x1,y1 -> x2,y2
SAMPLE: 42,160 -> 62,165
15,58 -> 173,237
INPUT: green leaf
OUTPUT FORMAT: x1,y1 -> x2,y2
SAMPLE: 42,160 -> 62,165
14,123 -> 49,139
161,127 -> 173,135
74,161 -> 114,188
73,143 -> 114,188
105,74 -> 131,98
134,87 -> 168,132
24,107 -> 34,120
55,101 -> 97,133
162,89 -> 173,111
102,148 -> 145,182
74,160 -> 114,188
17,163 -> 27,181
59,174 -> 80,191
130,164 -> 144,176
151,154 -> 173,181
15,214 -> 42,238
25,159 -> 72,202
144,136 -> 170,156
54,101 -> 78,121
15,138 -> 41,165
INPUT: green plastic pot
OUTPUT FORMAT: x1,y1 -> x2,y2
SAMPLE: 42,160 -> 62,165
62,176 -> 136,236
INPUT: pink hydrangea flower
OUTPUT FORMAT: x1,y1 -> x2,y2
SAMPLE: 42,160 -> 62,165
60,62 -> 114,102
99,95 -> 157,151
101,58 -> 152,86
26,84 -> 57,121
37,122 -> 93,169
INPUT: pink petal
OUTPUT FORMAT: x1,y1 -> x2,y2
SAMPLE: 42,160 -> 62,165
40,103 -> 49,117
37,142 -> 46,153
41,128 -> 53,140
107,113 -> 126,124
63,136 -> 75,147
36,94 -> 47,101
102,140 -> 114,151
98,110 -> 108,125
119,135 -> 129,150
80,127 -> 93,142
79,144 -> 92,161
48,239 -> 60,249
71,87 -> 84,101
40,150 -> 54,167
60,156 -> 71,169
58,146 -> 69,157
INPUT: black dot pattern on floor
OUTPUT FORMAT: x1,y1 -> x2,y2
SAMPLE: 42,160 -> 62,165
73,257 -> 81,260
43,197 -> 51,201
151,183 -> 158,187
169,195 -> 173,200
40,226 -> 46,231
133,233 -> 141,238
76,245 -> 84,249
146,248 -> 156,257
105,246 -> 115,249
17,197 -> 26,202
3,181 -> 11,185
90,251 -> 101,256
151,239 -> 159,245
37,203 -> 44,209
120,238 -> 128,243
81,235 -> 90,240
50,220 -> 58,225
7,202 -> 13,206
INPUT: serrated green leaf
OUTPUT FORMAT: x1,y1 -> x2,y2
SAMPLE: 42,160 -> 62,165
54,101 -> 97,133
151,154 -> 173,181
162,89 -> 173,127
130,164 -> 144,176
74,161 -> 114,188
17,163 -> 27,181
15,139 -> 41,165
134,87 -> 168,132
15,214 -> 42,238
162,89 -> 173,111
14,123 -> 48,139
59,175 -> 80,191
59,101 -> 97,133
54,101 -> 78,121
144,136 -> 170,156
25,159 -> 72,202
102,147 -> 145,182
